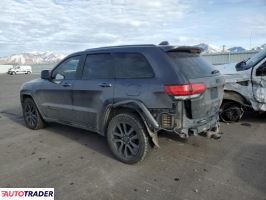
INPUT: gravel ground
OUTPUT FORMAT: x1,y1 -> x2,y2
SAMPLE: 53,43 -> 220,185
0,74 -> 265,200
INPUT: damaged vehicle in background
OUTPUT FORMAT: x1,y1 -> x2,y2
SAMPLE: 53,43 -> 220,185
218,48 -> 266,122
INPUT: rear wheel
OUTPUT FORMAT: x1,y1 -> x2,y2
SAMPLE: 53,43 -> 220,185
23,98 -> 45,129
107,113 -> 151,164
220,101 -> 244,122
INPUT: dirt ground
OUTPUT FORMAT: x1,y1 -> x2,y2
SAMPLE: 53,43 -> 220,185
0,74 -> 265,200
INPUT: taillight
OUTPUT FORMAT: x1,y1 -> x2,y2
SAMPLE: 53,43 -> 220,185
164,83 -> 206,96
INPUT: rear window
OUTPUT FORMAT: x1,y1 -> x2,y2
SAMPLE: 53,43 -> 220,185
167,52 -> 217,79
113,53 -> 154,79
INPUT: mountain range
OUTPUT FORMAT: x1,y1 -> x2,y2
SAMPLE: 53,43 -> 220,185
252,44 -> 266,51
194,43 -> 225,53
195,43 -> 265,54
0,43 -> 265,64
227,46 -> 246,53
0,52 -> 65,65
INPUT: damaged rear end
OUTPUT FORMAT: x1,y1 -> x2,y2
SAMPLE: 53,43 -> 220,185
156,46 -> 224,138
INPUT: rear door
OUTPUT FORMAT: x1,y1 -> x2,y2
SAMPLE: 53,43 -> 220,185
112,52 -> 156,106
72,53 -> 115,132
167,52 -> 224,119
37,55 -> 82,122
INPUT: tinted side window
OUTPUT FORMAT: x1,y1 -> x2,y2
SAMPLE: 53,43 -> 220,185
52,56 -> 81,81
113,53 -> 154,79
83,54 -> 114,79
256,61 -> 266,76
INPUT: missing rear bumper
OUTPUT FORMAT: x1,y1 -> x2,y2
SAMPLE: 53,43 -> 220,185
174,114 -> 220,139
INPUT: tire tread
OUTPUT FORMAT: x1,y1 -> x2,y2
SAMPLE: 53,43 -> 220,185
107,112 -> 151,164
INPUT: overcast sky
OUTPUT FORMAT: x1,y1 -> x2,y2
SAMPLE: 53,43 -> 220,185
0,0 -> 265,56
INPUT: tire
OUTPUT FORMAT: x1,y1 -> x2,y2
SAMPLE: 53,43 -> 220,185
22,98 -> 45,130
107,113 -> 151,164
220,102 -> 244,122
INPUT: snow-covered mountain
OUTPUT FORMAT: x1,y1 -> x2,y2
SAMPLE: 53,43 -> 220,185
261,44 -> 266,49
252,43 -> 266,51
194,43 -> 260,53
227,46 -> 246,53
0,52 -> 66,65
194,43 -> 224,53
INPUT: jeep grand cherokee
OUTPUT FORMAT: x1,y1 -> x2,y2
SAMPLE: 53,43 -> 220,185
20,44 -> 224,164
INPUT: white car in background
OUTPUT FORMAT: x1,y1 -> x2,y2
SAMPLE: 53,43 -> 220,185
218,48 -> 266,122
8,65 -> 32,75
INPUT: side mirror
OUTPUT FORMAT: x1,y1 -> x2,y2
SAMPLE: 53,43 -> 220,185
235,61 -> 245,71
41,70 -> 51,80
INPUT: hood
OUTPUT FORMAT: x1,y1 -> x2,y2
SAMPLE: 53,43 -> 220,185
216,63 -> 252,86
20,78 -> 42,91
215,62 -> 251,83
215,63 -> 238,75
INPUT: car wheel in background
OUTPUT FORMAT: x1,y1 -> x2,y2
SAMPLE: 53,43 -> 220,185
107,113 -> 151,164
220,101 -> 244,122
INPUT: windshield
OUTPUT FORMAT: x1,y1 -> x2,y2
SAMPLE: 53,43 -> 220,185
236,48 -> 266,71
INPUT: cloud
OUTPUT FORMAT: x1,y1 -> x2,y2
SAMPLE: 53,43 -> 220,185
0,0 -> 265,56
0,0 -> 192,55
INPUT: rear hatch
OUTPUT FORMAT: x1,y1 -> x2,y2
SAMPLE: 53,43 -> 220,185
167,51 -> 224,119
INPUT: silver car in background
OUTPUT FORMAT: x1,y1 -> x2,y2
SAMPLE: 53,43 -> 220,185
218,48 -> 266,122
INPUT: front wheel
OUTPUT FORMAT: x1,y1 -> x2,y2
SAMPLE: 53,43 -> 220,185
107,113 -> 151,164
220,102 -> 244,122
23,98 -> 45,130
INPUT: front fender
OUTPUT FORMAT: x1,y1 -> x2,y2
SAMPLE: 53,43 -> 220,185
223,90 -> 250,106
20,84 -> 33,103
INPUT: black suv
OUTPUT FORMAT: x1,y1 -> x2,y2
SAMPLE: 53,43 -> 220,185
20,44 -> 224,164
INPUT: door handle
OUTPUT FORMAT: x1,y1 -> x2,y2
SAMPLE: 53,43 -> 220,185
98,83 -> 112,87
62,83 -> 72,87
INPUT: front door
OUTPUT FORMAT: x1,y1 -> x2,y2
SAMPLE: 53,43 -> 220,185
252,58 -> 266,109
38,55 -> 82,122
72,53 -> 114,132
15,66 -> 22,74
